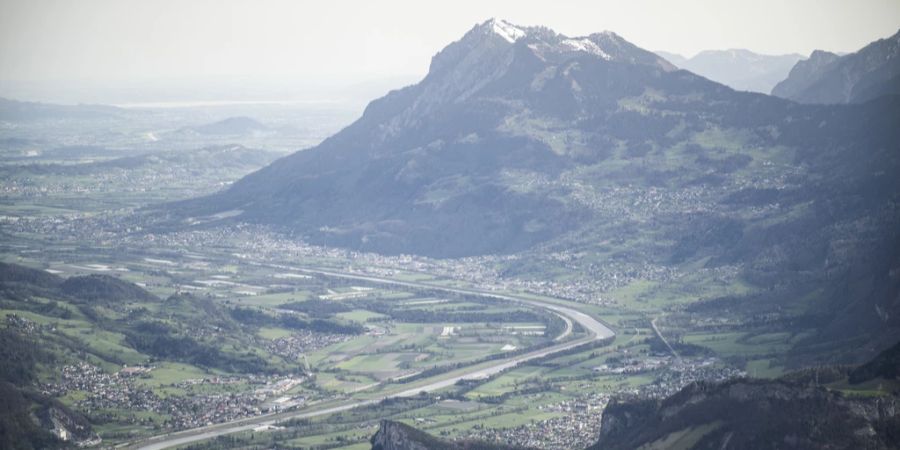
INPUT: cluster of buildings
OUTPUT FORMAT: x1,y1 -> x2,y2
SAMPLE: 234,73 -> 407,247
460,356 -> 743,450
1,190 -> 741,309
47,363 -> 308,431
460,391 -> 610,450
5,313 -> 46,334
264,329 -> 352,361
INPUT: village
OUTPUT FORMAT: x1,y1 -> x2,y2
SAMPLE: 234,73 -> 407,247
48,363 -> 309,431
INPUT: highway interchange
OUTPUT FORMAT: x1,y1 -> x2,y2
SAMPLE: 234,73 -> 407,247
129,266 -> 615,450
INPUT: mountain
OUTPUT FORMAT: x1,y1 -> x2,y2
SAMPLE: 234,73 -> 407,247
770,50 -> 842,98
186,116 -> 270,136
849,339 -> 900,384
0,97 -> 126,121
170,18 -> 682,258
171,18 -> 900,255
772,29 -> 900,103
0,379 -> 95,450
657,49 -> 805,93
169,20 -> 900,363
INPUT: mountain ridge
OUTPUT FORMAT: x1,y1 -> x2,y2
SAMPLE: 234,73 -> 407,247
772,29 -> 900,103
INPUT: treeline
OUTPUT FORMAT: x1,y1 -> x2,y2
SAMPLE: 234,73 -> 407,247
848,341 -> 900,384
0,328 -> 54,385
60,274 -> 158,304
0,382 -> 66,450
123,320 -> 270,373
280,299 -> 351,318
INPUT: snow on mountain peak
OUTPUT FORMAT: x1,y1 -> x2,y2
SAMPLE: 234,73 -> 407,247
560,38 -> 611,60
489,18 -> 527,43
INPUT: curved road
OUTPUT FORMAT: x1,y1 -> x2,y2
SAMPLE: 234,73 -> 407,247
129,266 -> 614,450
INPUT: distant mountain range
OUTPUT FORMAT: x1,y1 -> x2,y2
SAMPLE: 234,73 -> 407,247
773,29 -> 900,103
655,49 -> 805,94
0,97 -> 126,121
184,116 -> 270,136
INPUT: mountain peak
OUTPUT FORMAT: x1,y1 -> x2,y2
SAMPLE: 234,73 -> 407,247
773,29 -> 900,103
461,19 -> 665,66
484,18 -> 528,43
808,49 -> 840,59
558,36 -> 612,59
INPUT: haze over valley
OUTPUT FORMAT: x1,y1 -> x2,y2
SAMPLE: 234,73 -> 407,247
1,2 -> 899,449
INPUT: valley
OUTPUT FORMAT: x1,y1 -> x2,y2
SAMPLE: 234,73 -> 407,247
0,195 -> 790,449
1,12 -> 899,450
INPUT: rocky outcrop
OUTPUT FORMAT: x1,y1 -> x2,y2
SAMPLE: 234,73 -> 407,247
591,378 -> 900,450
370,420 -> 439,450
772,29 -> 900,103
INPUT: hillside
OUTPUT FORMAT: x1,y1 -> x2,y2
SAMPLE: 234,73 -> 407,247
772,29 -> 900,103
0,262 -> 367,444
769,50 -> 842,98
168,19 -> 685,257
849,340 -> 900,384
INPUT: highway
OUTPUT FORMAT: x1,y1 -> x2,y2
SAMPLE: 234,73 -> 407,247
129,266 -> 615,450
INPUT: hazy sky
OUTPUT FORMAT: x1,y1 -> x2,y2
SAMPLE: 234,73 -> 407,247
1,0 -> 898,86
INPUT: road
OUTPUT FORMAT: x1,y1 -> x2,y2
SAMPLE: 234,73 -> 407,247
128,266 -> 614,450
650,317 -> 680,360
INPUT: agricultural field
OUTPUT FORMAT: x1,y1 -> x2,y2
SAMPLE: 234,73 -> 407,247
0,238 -> 573,446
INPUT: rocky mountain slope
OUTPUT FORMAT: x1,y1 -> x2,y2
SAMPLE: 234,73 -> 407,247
769,50 -> 841,98
591,378 -> 899,450
656,49 -> 804,93
772,29 -> 900,103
